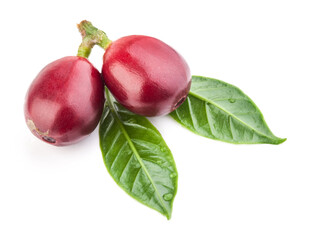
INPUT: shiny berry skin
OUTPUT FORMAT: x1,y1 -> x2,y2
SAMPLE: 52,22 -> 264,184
24,56 -> 105,146
102,35 -> 191,116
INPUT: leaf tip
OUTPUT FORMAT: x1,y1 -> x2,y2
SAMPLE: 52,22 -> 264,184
280,137 -> 287,144
165,212 -> 172,220
274,137 -> 287,145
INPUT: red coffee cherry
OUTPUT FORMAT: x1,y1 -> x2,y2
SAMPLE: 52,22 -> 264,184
102,35 -> 191,116
24,56 -> 104,146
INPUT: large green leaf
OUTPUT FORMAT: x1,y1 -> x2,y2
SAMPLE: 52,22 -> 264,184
99,90 -> 178,219
171,76 -> 286,144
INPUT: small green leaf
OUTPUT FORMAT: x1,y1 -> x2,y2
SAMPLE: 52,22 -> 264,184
99,90 -> 178,219
171,76 -> 286,144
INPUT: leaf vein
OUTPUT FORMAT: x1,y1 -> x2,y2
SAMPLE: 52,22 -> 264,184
118,154 -> 134,182
228,115 -> 235,140
130,168 -> 142,192
109,141 -> 128,170
192,86 -> 228,93
102,114 -> 115,140
187,96 -> 196,130
124,122 -> 161,138
204,102 -> 215,137
105,130 -> 122,155
210,97 -> 246,102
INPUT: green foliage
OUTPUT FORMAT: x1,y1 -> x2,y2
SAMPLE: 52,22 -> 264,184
171,76 -> 286,144
99,92 -> 178,219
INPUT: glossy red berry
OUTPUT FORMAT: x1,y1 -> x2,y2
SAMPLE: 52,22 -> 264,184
102,35 -> 191,116
24,56 -> 104,146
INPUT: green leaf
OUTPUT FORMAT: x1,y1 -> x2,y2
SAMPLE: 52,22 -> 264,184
99,90 -> 178,219
171,76 -> 286,144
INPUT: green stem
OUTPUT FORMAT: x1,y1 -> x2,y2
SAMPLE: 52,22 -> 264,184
105,87 -> 113,107
77,20 -> 112,58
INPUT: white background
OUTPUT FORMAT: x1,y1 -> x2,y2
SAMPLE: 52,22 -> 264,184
1,0 -> 327,239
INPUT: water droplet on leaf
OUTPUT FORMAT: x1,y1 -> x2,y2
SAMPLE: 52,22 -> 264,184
228,98 -> 236,103
160,147 -> 166,152
170,172 -> 177,178
163,193 -> 173,201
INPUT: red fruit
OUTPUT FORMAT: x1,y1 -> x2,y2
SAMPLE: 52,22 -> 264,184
24,56 -> 104,146
102,35 -> 191,116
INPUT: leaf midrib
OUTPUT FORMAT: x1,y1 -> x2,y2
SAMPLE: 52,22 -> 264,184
106,95 -> 170,218
188,90 -> 279,142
